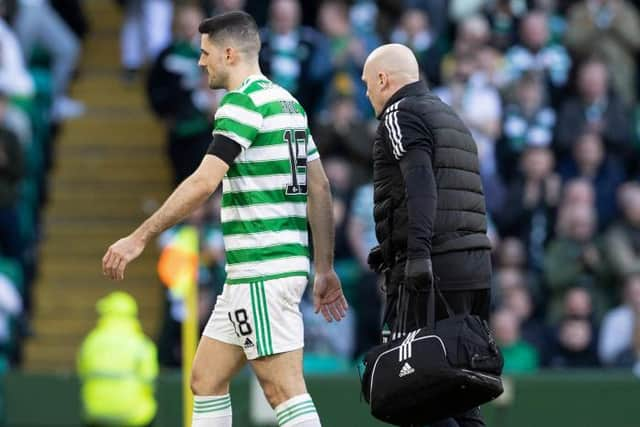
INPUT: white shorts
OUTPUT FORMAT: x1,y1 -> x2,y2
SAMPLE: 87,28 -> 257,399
203,276 -> 307,360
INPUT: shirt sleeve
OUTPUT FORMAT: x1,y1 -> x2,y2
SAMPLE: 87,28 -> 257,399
382,105 -> 433,161
212,92 -> 263,150
307,133 -> 320,162
384,106 -> 437,259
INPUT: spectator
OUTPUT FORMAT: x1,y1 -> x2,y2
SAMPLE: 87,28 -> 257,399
548,315 -> 600,368
492,308 -> 540,374
561,178 -> 596,208
496,146 -> 560,272
565,0 -> 640,106
13,0 -> 83,120
475,43 -> 505,88
348,0 -> 379,42
559,132 -> 626,228
502,11 -> 571,103
312,95 -> 372,186
556,286 -> 603,350
405,0 -> 448,40
0,90 -> 31,151
449,0 -> 491,23
498,72 -> 556,180
390,8 -> 444,86
147,4 -> 216,186
544,204 -> 610,319
347,182 -> 382,358
495,236 -> 545,299
323,156 -> 353,263
501,284 -> 550,363
0,14 -> 33,98
434,52 -> 503,212
440,14 -> 491,85
317,0 -> 378,116
603,182 -> 640,281
496,237 -> 528,270
554,58 -> 633,163
0,264 -> 23,373
488,0 -> 529,51
493,267 -> 528,296
532,0 -> 567,44
119,0 -> 173,82
563,286 -> 596,319
259,0 -> 332,115
0,97 -> 25,265
0,90 -> 36,315
369,0 -> 404,41
599,275 -> 640,366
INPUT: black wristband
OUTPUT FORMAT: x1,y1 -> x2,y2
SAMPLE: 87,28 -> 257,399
207,134 -> 242,165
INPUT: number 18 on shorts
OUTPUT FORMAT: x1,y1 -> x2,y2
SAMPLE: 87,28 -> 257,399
203,277 -> 307,360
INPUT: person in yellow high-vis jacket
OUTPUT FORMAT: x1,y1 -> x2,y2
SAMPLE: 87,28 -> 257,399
77,291 -> 158,427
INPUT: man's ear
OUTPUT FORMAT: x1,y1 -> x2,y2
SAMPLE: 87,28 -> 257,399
225,47 -> 235,63
378,71 -> 389,89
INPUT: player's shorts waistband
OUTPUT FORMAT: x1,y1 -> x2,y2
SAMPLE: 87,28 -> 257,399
225,270 -> 309,285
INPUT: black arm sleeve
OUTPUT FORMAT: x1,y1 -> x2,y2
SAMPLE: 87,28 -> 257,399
207,134 -> 243,166
399,147 -> 437,259
386,107 -> 437,259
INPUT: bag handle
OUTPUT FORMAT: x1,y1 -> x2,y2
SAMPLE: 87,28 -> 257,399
381,270 -> 410,339
434,275 -> 455,317
413,275 -> 455,333
389,274 -> 456,337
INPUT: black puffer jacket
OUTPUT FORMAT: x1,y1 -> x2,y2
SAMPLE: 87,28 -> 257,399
373,81 -> 491,270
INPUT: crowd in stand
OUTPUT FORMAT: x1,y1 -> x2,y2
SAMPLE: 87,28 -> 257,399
146,0 -> 640,375
0,0 -> 88,371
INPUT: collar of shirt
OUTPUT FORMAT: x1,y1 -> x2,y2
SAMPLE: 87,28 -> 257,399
377,80 -> 429,119
233,74 -> 270,92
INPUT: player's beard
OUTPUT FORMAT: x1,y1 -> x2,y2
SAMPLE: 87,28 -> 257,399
208,67 -> 229,90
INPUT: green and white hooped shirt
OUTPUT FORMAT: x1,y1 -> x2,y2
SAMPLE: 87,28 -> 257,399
214,74 -> 319,284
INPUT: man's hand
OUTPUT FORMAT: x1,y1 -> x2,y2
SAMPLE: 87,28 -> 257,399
102,234 -> 146,281
313,270 -> 348,322
367,245 -> 385,273
405,257 -> 433,291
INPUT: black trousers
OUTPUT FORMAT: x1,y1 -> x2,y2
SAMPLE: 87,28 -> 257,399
384,284 -> 491,427
354,270 -> 384,359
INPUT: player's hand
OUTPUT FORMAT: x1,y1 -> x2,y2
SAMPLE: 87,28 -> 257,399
313,269 -> 348,323
102,234 -> 146,281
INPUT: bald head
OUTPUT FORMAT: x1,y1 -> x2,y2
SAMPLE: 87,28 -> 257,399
362,44 -> 420,115
365,44 -> 420,83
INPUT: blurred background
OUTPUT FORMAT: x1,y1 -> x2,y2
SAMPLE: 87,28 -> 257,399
2,0 -> 640,425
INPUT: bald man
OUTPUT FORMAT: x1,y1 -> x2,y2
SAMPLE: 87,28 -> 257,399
363,44 -> 492,427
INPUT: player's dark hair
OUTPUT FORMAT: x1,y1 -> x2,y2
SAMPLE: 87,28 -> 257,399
198,11 -> 261,56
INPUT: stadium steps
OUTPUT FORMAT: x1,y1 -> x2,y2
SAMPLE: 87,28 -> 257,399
23,0 -> 171,371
